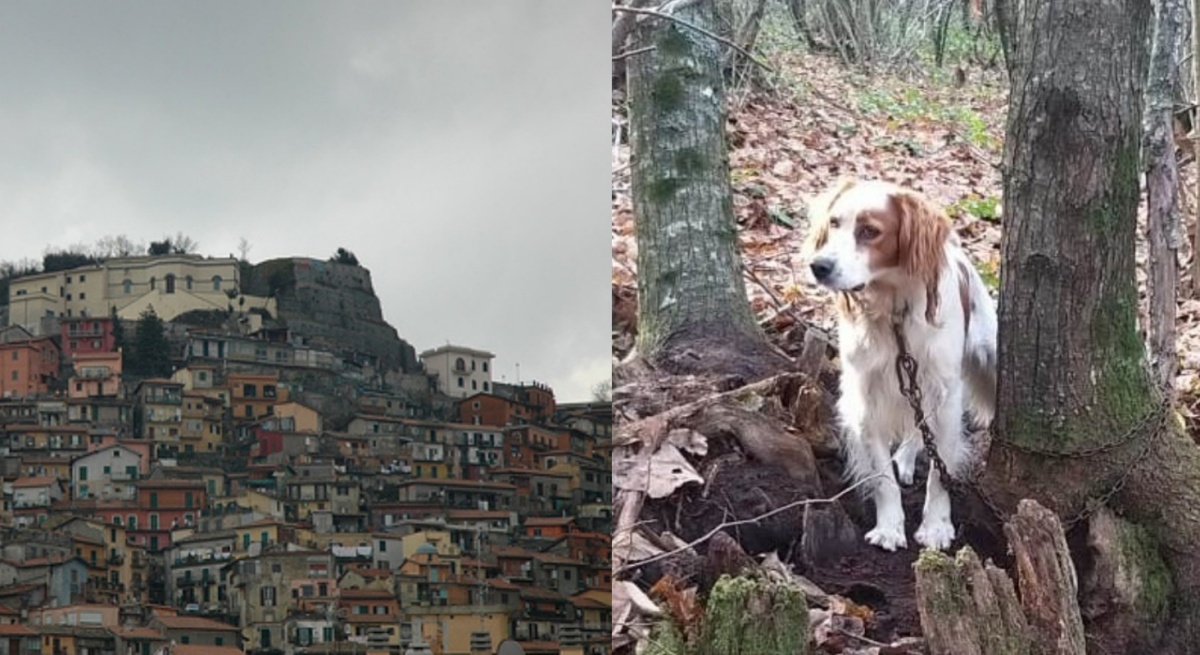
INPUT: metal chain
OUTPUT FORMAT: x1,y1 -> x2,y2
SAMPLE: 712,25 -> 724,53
889,321 -> 1168,529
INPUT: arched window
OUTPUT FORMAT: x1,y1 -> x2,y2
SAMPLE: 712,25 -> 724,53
123,280 -> 132,294
185,275 -> 193,290
212,276 -> 222,291
165,274 -> 175,294
149,277 -> 156,291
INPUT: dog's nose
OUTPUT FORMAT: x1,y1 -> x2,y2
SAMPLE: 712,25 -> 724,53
810,258 -> 834,282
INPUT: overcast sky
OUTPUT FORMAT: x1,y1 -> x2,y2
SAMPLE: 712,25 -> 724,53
0,2 -> 607,402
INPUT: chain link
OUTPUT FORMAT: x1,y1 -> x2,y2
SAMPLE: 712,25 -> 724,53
889,320 -> 1168,529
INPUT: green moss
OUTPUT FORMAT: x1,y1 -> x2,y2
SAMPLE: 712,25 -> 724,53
1091,280 -> 1152,429
652,73 -> 686,113
1088,139 -> 1141,236
659,25 -> 692,58
1117,520 -> 1172,623
675,148 -> 707,177
647,177 -> 684,204
644,619 -> 688,655
699,574 -> 808,655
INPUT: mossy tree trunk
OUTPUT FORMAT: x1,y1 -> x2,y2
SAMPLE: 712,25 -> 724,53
987,1 -> 1200,651
626,0 -> 787,379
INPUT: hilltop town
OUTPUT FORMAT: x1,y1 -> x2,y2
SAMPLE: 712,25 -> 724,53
0,251 -> 611,655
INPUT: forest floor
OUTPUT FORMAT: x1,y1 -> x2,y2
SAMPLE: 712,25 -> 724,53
612,41 -> 1200,655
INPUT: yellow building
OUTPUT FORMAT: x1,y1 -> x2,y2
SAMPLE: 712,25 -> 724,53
234,519 -> 283,553
272,401 -> 321,433
7,255 -> 277,335
407,606 -> 511,655
181,391 -> 224,453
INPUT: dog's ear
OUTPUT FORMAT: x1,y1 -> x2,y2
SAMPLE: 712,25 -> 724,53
803,176 -> 857,255
893,190 -> 950,324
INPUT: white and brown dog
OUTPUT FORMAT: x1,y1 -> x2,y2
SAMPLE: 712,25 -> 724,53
804,178 -> 997,551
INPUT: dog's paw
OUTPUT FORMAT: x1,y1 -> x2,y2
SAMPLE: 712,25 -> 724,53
864,524 -> 907,551
915,519 -> 956,551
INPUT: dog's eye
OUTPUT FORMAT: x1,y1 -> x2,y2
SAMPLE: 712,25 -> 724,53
856,225 -> 880,240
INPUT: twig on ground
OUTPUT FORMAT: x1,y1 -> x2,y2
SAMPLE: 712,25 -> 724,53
834,628 -> 890,648
614,474 -> 883,575
611,5 -> 775,74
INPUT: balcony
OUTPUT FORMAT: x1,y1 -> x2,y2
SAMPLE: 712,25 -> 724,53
107,553 -> 124,566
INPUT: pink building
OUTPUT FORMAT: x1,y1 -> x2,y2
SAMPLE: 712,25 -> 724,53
61,316 -> 118,360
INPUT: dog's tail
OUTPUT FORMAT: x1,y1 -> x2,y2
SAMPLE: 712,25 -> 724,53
963,266 -> 998,428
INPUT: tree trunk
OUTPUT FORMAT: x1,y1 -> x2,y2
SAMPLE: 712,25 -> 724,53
1145,0 -> 1184,389
627,0 -> 788,378
1192,0 -> 1200,296
988,1 -> 1200,652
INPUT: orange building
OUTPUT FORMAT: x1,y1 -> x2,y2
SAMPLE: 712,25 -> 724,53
458,393 -> 535,427
227,372 -> 288,422
68,351 -> 122,399
0,338 -> 59,398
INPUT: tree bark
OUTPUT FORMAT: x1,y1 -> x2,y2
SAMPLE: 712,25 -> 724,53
627,0 -> 788,378
987,1 -> 1200,652
1003,501 -> 1086,655
1192,0 -> 1200,295
1145,0 -> 1184,389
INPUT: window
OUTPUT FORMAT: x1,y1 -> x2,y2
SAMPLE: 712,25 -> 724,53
150,277 -> 156,291
149,514 -> 158,530
212,276 -> 222,291
79,275 -> 85,282
179,636 -> 189,645
378,540 -> 386,552
186,275 -> 193,290
471,360 -> 477,371
149,492 -> 158,509
214,638 -> 223,647
128,515 -> 137,530
199,371 -> 208,382
103,466 -> 111,474
245,406 -> 253,418
261,586 -> 276,606
79,466 -> 88,481
472,380 -> 478,390
243,384 -> 257,398
79,292 -> 85,300
185,492 -> 193,508
374,606 -> 387,615
457,377 -> 464,388
483,382 -> 489,391
123,280 -> 132,294
472,401 -> 480,410
243,533 -> 251,549
10,352 -> 16,361
66,276 -> 72,283
10,371 -> 15,381
165,275 -> 175,294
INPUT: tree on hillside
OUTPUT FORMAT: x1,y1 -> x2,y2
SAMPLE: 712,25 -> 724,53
975,0 -> 1200,651
623,0 -> 786,378
331,247 -> 359,266
94,234 -> 144,258
42,250 -> 97,273
130,309 -> 172,378
147,233 -> 199,256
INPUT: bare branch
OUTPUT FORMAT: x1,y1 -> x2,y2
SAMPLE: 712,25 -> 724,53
613,473 -> 883,575
611,4 -> 776,74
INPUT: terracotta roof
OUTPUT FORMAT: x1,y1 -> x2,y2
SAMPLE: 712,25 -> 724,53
493,546 -> 538,559
444,509 -> 511,520
118,626 -> 167,639
515,641 -> 561,654
0,605 -> 18,615
11,476 -> 59,488
571,596 -> 610,608
519,586 -> 568,601
153,615 -> 239,632
338,588 -> 396,599
138,479 -> 204,489
173,646 -> 243,655
524,516 -> 575,527
532,552 -> 585,566
486,577 -> 520,590
0,625 -> 34,635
